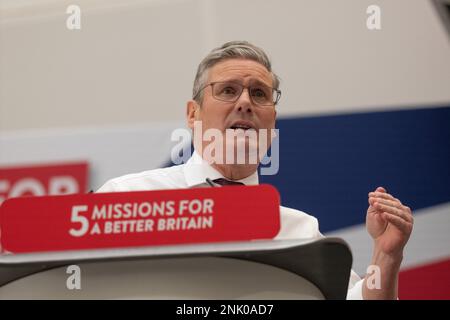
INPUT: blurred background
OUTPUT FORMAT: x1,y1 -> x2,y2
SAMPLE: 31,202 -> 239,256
1,0 -> 449,299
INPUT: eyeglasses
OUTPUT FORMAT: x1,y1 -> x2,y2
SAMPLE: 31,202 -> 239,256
195,81 -> 281,106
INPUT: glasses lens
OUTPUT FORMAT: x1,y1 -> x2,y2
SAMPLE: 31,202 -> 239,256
212,82 -> 279,106
250,85 -> 274,105
212,82 -> 242,102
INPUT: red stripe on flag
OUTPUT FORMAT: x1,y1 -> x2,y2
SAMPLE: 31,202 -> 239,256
399,258 -> 450,300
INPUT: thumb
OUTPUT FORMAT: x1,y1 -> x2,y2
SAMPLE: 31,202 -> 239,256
375,186 -> 387,193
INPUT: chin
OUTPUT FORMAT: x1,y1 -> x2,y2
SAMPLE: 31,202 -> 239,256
224,140 -> 260,166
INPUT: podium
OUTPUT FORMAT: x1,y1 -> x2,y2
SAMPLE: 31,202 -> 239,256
0,237 -> 352,299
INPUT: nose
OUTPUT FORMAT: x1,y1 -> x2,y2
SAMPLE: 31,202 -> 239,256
235,88 -> 254,113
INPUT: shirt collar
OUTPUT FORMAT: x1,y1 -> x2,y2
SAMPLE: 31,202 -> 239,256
183,151 -> 259,188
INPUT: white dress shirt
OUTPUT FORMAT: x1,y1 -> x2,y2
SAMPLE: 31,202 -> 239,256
97,151 -> 364,299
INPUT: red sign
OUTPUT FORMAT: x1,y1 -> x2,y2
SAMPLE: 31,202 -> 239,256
0,185 -> 280,253
0,162 -> 88,206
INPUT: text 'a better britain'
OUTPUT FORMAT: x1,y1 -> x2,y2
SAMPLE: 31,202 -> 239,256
68,199 -> 215,237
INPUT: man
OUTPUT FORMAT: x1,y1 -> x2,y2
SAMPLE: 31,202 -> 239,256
98,41 -> 413,299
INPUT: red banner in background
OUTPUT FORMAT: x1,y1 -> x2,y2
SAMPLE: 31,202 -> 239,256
0,162 -> 89,206
0,185 -> 280,254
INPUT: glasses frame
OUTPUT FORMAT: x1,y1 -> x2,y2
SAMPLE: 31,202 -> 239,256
195,81 -> 281,106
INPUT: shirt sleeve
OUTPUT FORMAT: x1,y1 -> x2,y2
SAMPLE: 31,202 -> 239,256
346,270 -> 364,300
96,179 -> 119,193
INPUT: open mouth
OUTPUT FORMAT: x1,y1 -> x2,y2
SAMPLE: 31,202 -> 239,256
230,125 -> 252,130
228,121 -> 256,131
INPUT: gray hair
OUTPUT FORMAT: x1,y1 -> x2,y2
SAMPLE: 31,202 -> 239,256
192,41 -> 280,104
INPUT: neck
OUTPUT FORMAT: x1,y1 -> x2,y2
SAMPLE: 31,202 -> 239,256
211,163 -> 258,181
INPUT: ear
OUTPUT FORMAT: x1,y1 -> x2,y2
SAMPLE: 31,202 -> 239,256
186,100 -> 200,130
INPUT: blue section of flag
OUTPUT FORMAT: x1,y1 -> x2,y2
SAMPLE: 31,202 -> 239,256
260,105 -> 450,232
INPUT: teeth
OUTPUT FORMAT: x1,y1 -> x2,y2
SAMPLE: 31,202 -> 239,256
231,125 -> 250,129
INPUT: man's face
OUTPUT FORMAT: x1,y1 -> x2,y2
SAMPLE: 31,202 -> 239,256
187,58 -> 277,164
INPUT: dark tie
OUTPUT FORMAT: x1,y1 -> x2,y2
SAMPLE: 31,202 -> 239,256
213,178 -> 245,186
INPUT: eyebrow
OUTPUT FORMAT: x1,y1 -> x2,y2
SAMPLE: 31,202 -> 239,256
215,78 -> 273,88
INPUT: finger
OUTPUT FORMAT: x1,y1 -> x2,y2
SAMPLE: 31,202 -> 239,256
375,198 -> 413,218
374,202 -> 413,222
369,191 -> 398,202
369,196 -> 413,220
373,198 -> 402,210
368,195 -> 388,207
368,196 -> 383,209
375,186 -> 387,193
382,212 -> 413,234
